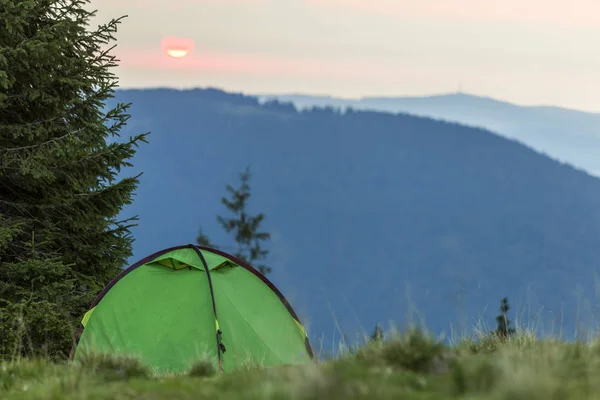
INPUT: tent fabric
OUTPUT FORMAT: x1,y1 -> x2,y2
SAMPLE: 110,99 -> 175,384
70,244 -> 313,374
149,248 -> 234,271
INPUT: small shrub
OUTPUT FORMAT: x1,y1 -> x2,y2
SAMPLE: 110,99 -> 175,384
451,356 -> 500,395
0,359 -> 55,392
354,327 -> 447,374
464,334 -> 504,354
76,352 -> 150,382
381,328 -> 446,373
188,360 -> 216,378
0,299 -> 76,362
370,324 -> 383,342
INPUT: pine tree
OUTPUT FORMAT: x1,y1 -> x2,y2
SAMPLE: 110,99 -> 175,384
195,226 -> 215,248
0,0 -> 148,360
212,166 -> 271,275
371,324 -> 383,342
494,297 -> 516,339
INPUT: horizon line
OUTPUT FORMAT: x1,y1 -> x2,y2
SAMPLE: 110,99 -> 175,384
112,85 -> 600,115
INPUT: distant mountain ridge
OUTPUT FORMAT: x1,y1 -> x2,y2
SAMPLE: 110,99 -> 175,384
108,87 -> 600,355
259,92 -> 600,177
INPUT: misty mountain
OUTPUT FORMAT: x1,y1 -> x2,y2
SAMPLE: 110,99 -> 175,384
108,88 -> 600,355
259,92 -> 600,177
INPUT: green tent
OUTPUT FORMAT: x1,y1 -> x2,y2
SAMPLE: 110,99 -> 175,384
69,244 -> 313,373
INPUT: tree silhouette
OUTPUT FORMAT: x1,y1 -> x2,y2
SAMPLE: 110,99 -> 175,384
197,167 -> 272,275
196,226 -> 215,248
494,297 -> 516,339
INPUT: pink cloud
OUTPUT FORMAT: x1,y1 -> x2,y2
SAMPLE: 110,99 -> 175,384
307,0 -> 600,26
115,47 -> 407,79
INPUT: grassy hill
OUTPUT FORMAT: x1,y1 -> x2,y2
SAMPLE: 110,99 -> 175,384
106,87 -> 600,354
3,329 -> 600,399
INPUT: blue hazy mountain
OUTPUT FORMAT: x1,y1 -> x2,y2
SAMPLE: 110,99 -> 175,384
108,87 -> 600,355
259,92 -> 600,177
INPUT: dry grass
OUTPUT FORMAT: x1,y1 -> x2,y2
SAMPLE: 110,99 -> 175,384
4,325 -> 600,399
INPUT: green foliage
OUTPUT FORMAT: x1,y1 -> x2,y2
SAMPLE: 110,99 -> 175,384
451,355 -> 500,395
370,324 -> 383,342
75,352 -> 150,382
494,297 -> 516,339
355,327 -> 447,374
0,359 -> 58,392
6,331 -> 600,399
0,238 -> 90,361
0,297 -> 75,362
0,214 -> 24,250
0,0 -> 148,360
460,335 -> 504,355
379,329 -> 447,374
188,359 -> 216,378
197,166 -> 272,275
452,297 -> 518,357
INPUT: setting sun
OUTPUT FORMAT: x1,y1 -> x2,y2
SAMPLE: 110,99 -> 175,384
161,36 -> 195,59
166,49 -> 188,58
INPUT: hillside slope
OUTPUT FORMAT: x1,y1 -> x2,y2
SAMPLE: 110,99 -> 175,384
108,88 -> 600,353
4,332 -> 600,399
260,92 -> 600,177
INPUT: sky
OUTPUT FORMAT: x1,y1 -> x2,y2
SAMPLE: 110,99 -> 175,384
90,0 -> 600,112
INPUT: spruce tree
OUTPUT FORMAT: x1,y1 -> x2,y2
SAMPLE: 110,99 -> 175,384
494,297 -> 516,339
195,226 -> 215,248
0,0 -> 148,360
197,167 -> 271,275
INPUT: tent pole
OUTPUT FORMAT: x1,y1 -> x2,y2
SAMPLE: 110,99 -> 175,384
189,244 -> 226,373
